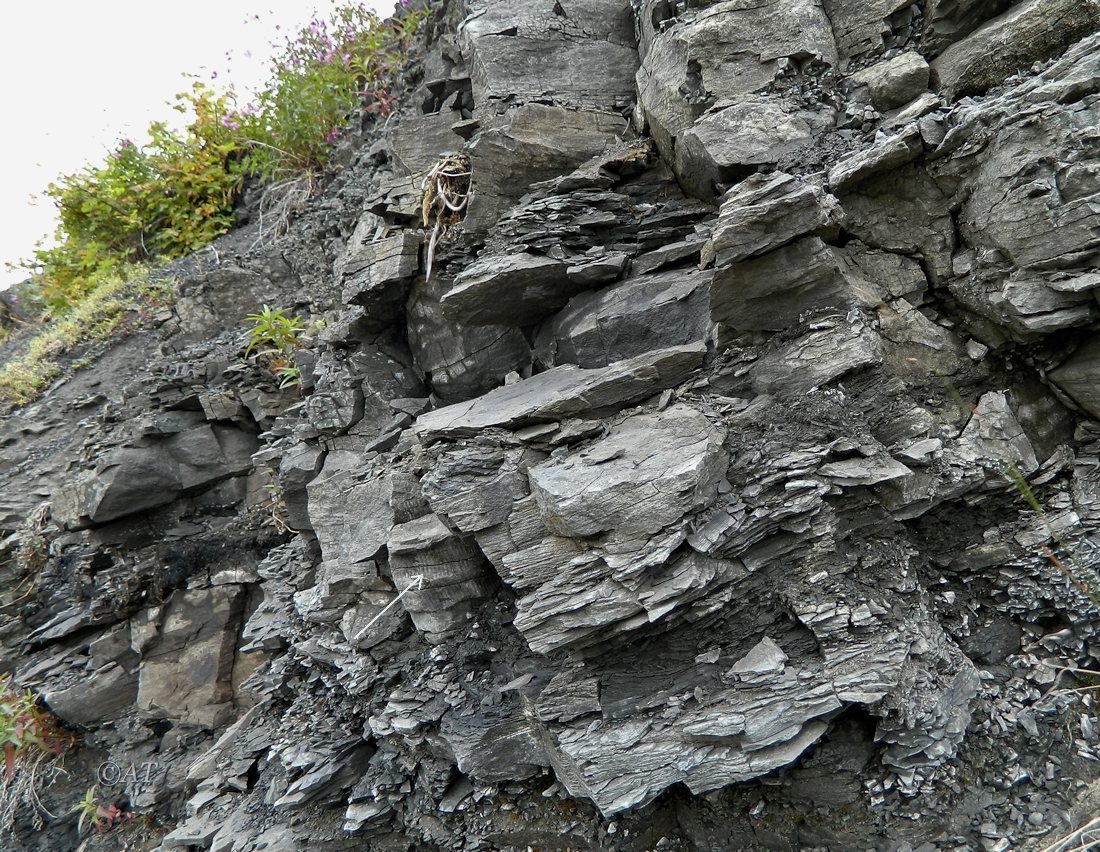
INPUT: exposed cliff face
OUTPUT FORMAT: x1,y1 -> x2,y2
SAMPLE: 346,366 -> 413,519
5,1 -> 1100,849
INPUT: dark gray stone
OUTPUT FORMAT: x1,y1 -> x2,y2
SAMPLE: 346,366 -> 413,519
441,252 -> 574,327
414,344 -> 707,440
535,267 -> 711,368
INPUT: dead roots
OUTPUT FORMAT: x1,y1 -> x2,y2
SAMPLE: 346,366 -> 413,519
420,153 -> 471,281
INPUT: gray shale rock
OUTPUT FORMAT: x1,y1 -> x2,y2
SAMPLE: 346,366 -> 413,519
931,0 -> 1100,100
9,3 -> 1100,851
414,343 -> 706,440
534,267 -> 712,368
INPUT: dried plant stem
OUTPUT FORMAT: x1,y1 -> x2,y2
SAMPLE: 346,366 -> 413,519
420,153 -> 471,281
1040,816 -> 1100,852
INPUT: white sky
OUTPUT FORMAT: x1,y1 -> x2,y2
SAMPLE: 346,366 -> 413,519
0,1 -> 393,290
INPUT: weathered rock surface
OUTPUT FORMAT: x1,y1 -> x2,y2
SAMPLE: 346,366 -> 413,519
931,0 -> 1100,99
6,2 -> 1100,851
711,236 -> 879,337
440,252 -> 573,327
534,267 -> 711,368
414,343 -> 706,440
706,171 -> 842,266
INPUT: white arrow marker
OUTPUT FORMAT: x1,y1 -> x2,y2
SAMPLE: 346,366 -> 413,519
352,574 -> 424,643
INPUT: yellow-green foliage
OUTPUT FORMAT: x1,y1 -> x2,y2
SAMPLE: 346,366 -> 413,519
25,3 -> 425,313
0,266 -> 173,406
32,85 -> 242,311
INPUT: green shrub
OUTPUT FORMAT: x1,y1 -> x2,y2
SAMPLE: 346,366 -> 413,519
20,2 -> 424,315
238,3 -> 426,181
31,85 -> 244,310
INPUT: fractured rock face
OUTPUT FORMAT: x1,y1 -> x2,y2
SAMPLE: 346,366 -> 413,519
931,0 -> 1100,100
459,0 -> 637,109
528,405 -> 727,539
1048,340 -> 1100,421
711,237 -> 881,338
14,4 -> 1100,850
441,252 -> 574,327
388,513 -> 497,639
637,0 -> 836,145
706,171 -> 842,267
414,344 -> 706,440
136,586 -> 245,729
845,51 -> 929,111
338,229 -> 420,331
535,267 -> 711,369
464,105 -> 632,231
306,454 -> 396,576
676,97 -> 826,200
491,405 -> 728,653
406,270 -> 534,403
55,422 -> 258,528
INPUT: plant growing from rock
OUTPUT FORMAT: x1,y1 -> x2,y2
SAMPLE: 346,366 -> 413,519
73,786 -> 132,835
243,305 -> 305,358
0,677 -> 71,835
242,305 -> 314,390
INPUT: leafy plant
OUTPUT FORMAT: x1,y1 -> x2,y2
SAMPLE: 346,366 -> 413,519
242,306 -> 314,391
0,677 -> 70,835
0,675 -> 71,836
31,85 -> 244,310
0,682 -> 60,778
73,786 -> 131,835
276,363 -> 303,390
243,305 -> 306,358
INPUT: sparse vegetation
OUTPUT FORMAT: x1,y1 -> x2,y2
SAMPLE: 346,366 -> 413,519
0,266 -> 172,406
243,305 -> 306,358
12,0 -> 424,322
73,786 -> 132,836
0,676 -> 71,835
241,305 -> 318,392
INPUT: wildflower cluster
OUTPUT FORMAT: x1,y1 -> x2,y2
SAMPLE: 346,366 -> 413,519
238,3 -> 425,181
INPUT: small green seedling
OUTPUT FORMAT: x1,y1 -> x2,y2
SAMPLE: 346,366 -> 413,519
74,786 -> 130,835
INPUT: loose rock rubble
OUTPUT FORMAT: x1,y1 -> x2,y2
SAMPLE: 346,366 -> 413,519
5,1 -> 1100,850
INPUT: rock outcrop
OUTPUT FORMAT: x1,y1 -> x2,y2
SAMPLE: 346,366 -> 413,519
5,1 -> 1100,850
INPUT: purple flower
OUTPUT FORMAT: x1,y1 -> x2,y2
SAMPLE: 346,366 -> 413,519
221,114 -> 240,130
326,128 -> 340,144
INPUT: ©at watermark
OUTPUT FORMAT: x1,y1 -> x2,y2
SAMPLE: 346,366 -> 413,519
97,760 -> 161,787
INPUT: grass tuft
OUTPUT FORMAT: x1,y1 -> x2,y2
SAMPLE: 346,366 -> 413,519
0,266 -> 173,406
